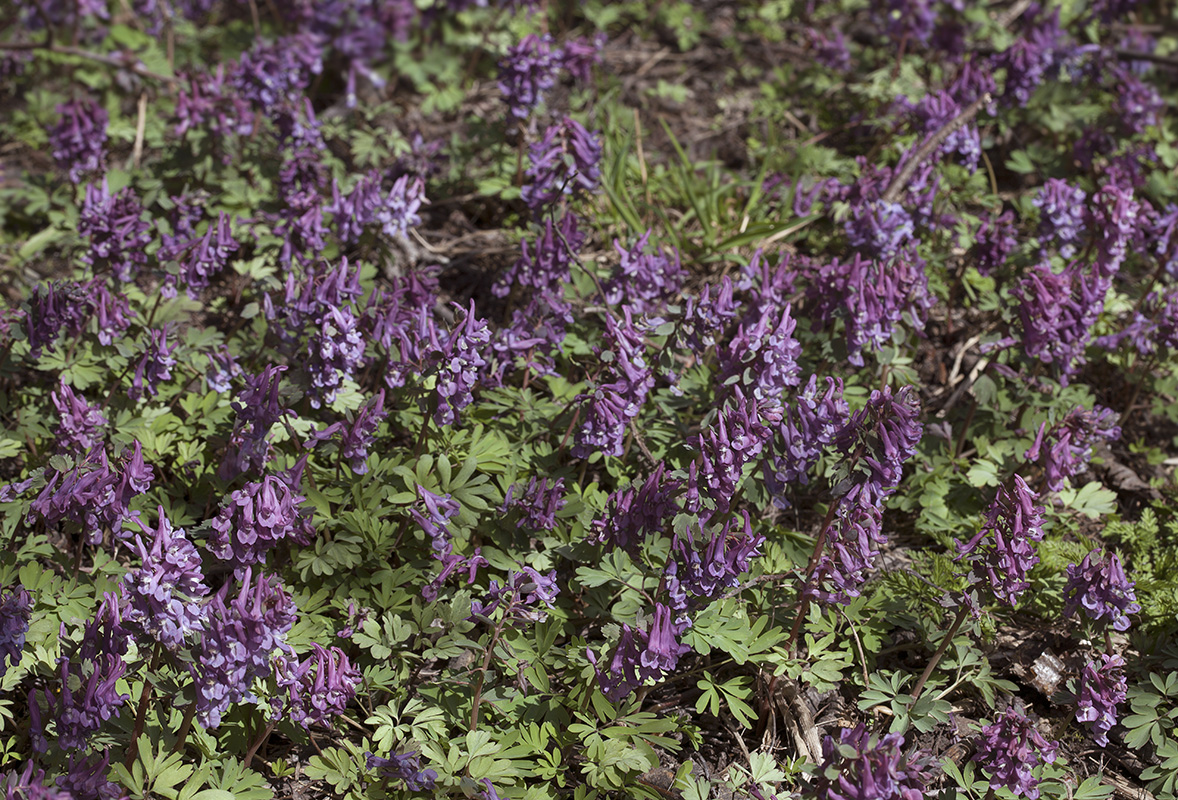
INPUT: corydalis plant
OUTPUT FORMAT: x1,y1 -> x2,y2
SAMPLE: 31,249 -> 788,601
973,705 -> 1058,800
807,723 -> 930,800
956,474 -> 1045,610
1075,653 -> 1127,747
1063,548 -> 1140,632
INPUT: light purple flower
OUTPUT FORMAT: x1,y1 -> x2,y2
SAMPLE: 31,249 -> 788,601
1076,653 -> 1127,747
1063,549 -> 1140,632
973,706 -> 1058,799
49,99 -> 107,183
956,475 -> 1044,610
809,723 -> 929,800
0,585 -> 31,679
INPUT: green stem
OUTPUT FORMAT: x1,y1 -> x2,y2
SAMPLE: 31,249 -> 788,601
785,502 -> 841,655
125,645 -> 162,768
470,614 -> 508,731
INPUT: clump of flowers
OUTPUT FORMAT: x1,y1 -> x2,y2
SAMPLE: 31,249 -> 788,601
1025,406 -> 1120,493
1075,653 -> 1127,747
498,34 -> 561,119
0,585 -> 31,678
122,509 -> 210,649
49,98 -> 108,182
366,750 -> 437,792
209,471 -> 315,566
78,178 -> 152,282
956,475 -> 1045,610
765,374 -> 849,500
51,380 -> 107,453
502,477 -> 566,532
1063,549 -> 1140,632
973,706 -> 1059,799
1032,179 -> 1087,258
281,643 -> 361,726
1014,263 -> 1106,385
587,602 -> 690,701
807,723 -> 930,800
521,117 -> 602,212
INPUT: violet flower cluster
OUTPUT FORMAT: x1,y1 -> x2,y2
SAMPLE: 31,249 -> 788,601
587,602 -> 690,701
0,585 -> 30,679
1025,405 -> 1120,493
956,475 -> 1045,611
522,117 -> 602,212
1014,262 -> 1106,385
502,476 -> 566,532
1032,179 -> 1087,258
190,569 -> 297,728
49,99 -> 107,183
366,750 -> 437,792
328,172 -> 426,243
498,34 -> 561,120
307,389 -> 387,474
51,381 -> 107,453
973,706 -> 1059,800
78,179 -> 152,282
765,375 -> 849,500
590,463 -> 680,552
209,469 -> 317,566
574,308 -> 654,458
1063,549 -> 1140,632
1075,653 -> 1127,747
808,724 -> 929,800
667,511 -> 765,608
122,510 -> 210,649
601,231 -> 686,316
36,654 -> 130,751
281,643 -> 362,726
722,303 -> 802,403
689,389 -> 774,514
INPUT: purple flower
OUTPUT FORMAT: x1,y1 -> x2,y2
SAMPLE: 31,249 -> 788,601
471,566 -> 559,623
25,282 -> 93,358
411,485 -> 461,556
1063,549 -> 1140,632
49,99 -> 107,183
956,475 -> 1044,610
498,34 -> 561,120
51,380 -> 107,453
722,304 -> 802,403
1075,653 -> 1127,747
175,66 -> 257,138
1014,262 -> 1106,385
1090,182 -> 1142,279
165,212 -> 239,299
28,443 -> 154,543
366,750 -> 437,792
991,8 -> 1072,108
590,462 -> 681,552
281,644 -> 361,726
588,602 -> 690,701
433,303 -> 490,426
307,390 -> 387,474
911,90 -> 980,171
1024,406 -> 1120,493
306,305 -> 366,409
232,34 -> 322,111
807,484 -> 887,606
190,569 -> 297,728
0,764 -> 70,800
690,389 -> 775,513
328,172 -> 426,243
601,231 -> 685,316
222,365 -> 292,479
833,385 -> 922,503
809,723 -> 929,800
669,511 -> 765,606
77,592 -> 129,663
800,252 -> 932,368
807,28 -> 852,72
122,509 -> 210,649
573,309 -> 654,459
206,346 -> 242,393
871,0 -> 936,46
847,200 -> 916,258
973,706 -> 1058,799
765,375 -> 849,502
56,752 -> 123,800
521,117 -> 602,212
129,327 -> 177,401
48,653 -> 130,750
974,209 -> 1019,275
560,34 -> 605,82
502,477 -> 566,531
78,178 -> 152,282
209,472 -> 315,566
677,277 -> 742,353
0,585 -> 31,678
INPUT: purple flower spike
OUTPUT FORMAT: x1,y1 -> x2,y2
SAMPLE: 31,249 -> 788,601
283,643 -> 361,726
1014,263 -> 1106,385
956,475 -> 1045,611
433,303 -> 490,426
79,178 -> 152,282
809,723 -> 930,800
1076,653 -> 1127,747
522,117 -> 602,212
129,327 -> 177,401
51,380 -> 107,453
411,485 -> 461,556
1063,549 -> 1140,632
209,472 -> 315,566
52,653 -> 131,750
1024,406 -> 1120,493
765,375 -> 849,503
834,385 -> 922,503
591,462 -> 681,552
50,99 -> 108,183
588,602 -> 690,702
601,230 -> 684,316
1033,179 -> 1087,258
123,508 -> 210,649
807,484 -> 886,606
973,706 -> 1058,799
56,751 -> 123,800
307,305 -> 366,409
190,568 -> 297,729
502,476 -> 566,531
0,585 -> 31,678
498,34 -> 561,120
670,511 -> 765,606
691,389 -> 774,513
366,750 -> 437,792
